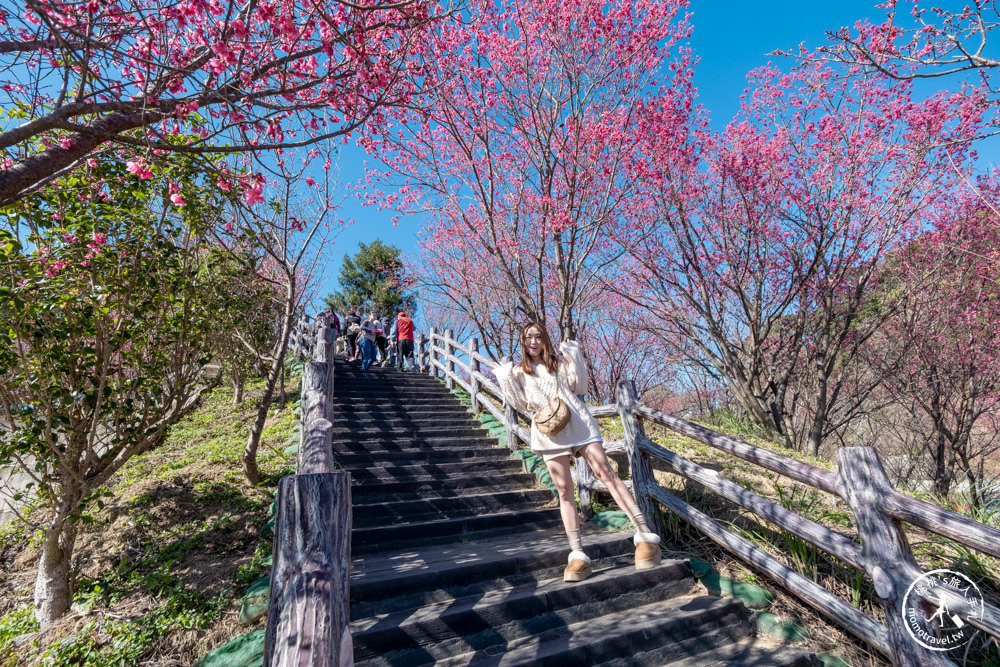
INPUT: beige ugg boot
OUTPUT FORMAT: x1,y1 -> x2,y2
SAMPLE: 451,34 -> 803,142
563,550 -> 592,582
634,532 -> 661,570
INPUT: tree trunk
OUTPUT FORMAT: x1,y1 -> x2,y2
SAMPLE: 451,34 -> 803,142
232,375 -> 245,405
806,353 -> 830,458
278,363 -> 286,405
932,430 -> 952,498
33,513 -> 77,628
806,416 -> 824,458
244,287 -> 295,484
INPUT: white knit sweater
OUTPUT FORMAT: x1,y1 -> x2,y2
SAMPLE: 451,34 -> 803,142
494,340 -> 602,457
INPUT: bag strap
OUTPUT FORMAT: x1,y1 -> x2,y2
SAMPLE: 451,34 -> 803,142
541,363 -> 561,403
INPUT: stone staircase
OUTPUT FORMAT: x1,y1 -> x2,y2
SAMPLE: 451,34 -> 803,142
334,358 -> 818,666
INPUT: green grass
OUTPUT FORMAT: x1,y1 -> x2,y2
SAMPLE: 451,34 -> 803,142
0,375 -> 299,667
0,608 -> 38,663
115,380 -> 294,491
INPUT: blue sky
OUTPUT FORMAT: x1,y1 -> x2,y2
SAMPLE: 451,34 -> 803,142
316,0 -> 987,308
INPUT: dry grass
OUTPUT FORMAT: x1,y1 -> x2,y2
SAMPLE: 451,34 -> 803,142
596,413 -> 1000,666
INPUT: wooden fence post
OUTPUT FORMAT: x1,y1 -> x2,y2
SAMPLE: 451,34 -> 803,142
297,352 -> 334,475
264,472 -> 352,667
838,447 -> 953,667
427,328 -> 437,378
416,333 -> 426,373
444,329 -> 455,390
313,324 -> 335,416
469,338 -> 480,413
298,316 -> 311,357
616,380 -> 664,537
504,400 -> 520,453
576,456 -> 596,521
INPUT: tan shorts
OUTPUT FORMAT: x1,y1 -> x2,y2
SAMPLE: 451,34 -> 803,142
537,439 -> 603,463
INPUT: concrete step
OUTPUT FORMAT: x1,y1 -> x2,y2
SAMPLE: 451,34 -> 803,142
332,415 -> 481,430
335,361 -> 432,373
348,475 -> 538,503
363,594 -> 753,666
333,391 -> 458,403
346,459 -> 526,485
332,405 -> 476,418
351,507 -> 562,555
333,380 -> 460,391
337,448 -> 510,467
350,528 -> 635,613
351,557 -> 695,661
332,425 -> 488,440
333,397 -> 475,410
353,488 -> 555,528
333,436 -> 504,454
653,638 -> 820,666
336,376 -> 447,388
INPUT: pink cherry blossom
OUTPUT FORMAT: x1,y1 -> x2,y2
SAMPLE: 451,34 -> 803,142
125,160 -> 153,179
244,182 -> 265,206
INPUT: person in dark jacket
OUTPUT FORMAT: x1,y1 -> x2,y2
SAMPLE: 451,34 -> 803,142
378,315 -> 393,366
344,309 -> 362,361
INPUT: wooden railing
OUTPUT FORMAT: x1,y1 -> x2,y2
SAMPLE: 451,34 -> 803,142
264,314 -> 353,666
425,329 -> 1000,667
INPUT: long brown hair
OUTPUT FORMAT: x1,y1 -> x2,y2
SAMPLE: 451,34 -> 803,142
518,321 -> 559,375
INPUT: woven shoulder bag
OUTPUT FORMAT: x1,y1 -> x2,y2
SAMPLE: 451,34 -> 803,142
534,366 -> 570,436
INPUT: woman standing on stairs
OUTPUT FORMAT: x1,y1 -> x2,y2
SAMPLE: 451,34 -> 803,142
495,321 -> 661,583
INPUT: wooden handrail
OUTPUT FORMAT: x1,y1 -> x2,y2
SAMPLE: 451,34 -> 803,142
628,387 -> 1000,661
265,318 -> 351,667
648,483 -> 891,652
634,404 -> 840,496
638,435 -> 865,570
588,404 -> 618,418
882,490 -> 1000,560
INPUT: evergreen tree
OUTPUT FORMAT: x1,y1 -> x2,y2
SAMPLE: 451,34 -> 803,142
326,240 -> 417,317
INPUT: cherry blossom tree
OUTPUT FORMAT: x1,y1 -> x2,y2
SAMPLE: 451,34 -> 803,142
822,1 -> 1000,86
212,150 -> 336,484
573,292 -> 669,404
0,0 -> 440,206
863,173 -> 1000,502
411,224 -> 525,357
368,0 -> 697,342
615,58 -> 987,456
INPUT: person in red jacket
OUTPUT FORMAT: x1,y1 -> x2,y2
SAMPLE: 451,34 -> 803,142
393,311 -> 416,372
